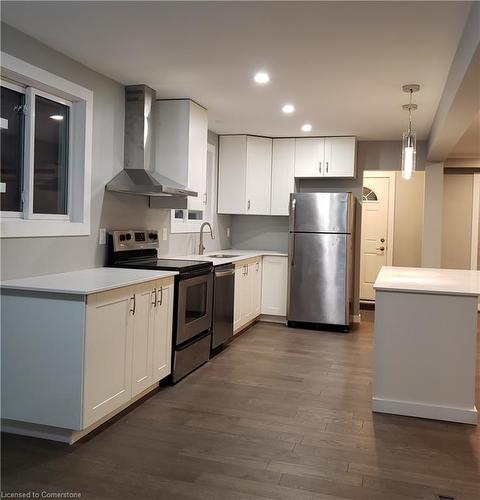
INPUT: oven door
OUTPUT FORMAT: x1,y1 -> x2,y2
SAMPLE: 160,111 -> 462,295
176,270 -> 213,346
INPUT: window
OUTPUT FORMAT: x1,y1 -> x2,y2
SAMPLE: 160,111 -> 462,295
362,186 -> 378,202
170,144 -> 216,233
1,52 -> 92,238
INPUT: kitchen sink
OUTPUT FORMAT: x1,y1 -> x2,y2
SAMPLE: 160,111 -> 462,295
208,254 -> 241,258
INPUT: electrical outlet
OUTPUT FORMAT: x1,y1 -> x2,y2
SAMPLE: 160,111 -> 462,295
162,227 -> 168,241
98,228 -> 107,245
226,227 -> 230,238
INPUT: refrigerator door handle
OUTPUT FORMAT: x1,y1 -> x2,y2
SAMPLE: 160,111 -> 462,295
291,233 -> 295,267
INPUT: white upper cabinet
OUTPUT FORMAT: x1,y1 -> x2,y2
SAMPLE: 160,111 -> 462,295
324,137 -> 357,178
218,136 -> 247,214
294,137 -> 356,178
271,138 -> 295,216
294,138 -> 325,178
218,135 -> 272,215
245,136 -> 272,215
154,99 -> 208,211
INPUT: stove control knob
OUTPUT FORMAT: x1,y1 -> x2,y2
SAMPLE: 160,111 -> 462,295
125,233 -> 132,241
119,234 -> 126,242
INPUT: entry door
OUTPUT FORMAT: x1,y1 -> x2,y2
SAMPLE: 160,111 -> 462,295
360,174 -> 394,301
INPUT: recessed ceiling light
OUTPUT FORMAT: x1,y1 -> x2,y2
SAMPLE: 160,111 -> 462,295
254,72 -> 270,84
282,104 -> 295,114
301,123 -> 312,132
50,115 -> 64,121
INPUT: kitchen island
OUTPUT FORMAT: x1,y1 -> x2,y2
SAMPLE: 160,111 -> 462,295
373,266 -> 480,424
1,267 -> 177,443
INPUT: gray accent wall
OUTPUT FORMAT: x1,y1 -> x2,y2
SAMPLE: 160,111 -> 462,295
1,24 -> 230,280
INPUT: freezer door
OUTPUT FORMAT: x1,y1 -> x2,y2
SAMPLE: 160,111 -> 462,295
289,192 -> 353,233
288,232 -> 349,325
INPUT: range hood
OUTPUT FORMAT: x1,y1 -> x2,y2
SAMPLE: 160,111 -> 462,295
106,85 -> 197,207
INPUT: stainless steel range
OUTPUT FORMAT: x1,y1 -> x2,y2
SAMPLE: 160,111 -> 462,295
107,230 -> 213,383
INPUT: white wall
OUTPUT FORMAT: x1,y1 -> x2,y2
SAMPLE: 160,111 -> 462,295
0,24 -> 231,280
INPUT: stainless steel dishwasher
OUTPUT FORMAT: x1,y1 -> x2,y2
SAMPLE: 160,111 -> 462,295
212,264 -> 235,351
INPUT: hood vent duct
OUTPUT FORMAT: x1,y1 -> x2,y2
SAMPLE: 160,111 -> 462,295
105,85 -> 197,207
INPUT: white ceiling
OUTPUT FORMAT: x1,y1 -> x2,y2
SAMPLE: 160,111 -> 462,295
2,1 -> 472,140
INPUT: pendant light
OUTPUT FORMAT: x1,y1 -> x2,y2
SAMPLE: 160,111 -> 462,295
401,84 -> 420,180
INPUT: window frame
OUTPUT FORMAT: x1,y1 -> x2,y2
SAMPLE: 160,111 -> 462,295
1,52 -> 93,238
0,78 -> 25,219
23,87 -> 73,221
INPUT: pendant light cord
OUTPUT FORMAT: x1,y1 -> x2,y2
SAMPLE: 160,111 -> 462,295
408,89 -> 413,134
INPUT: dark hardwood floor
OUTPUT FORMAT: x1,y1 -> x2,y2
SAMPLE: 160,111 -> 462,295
2,311 -> 480,499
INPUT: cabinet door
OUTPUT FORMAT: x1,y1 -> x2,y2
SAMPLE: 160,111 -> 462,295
251,258 -> 262,317
188,102 -> 208,211
271,139 -> 295,216
131,282 -> 155,397
261,256 -> 288,316
84,286 -> 134,428
294,138 -> 325,178
233,264 -> 245,332
245,136 -> 272,215
152,280 -> 174,383
218,135 -> 247,214
324,137 -> 356,178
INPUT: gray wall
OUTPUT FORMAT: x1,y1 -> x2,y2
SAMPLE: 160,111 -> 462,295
1,24 -> 230,280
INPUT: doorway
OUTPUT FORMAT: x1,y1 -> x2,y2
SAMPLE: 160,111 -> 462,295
360,172 -> 395,301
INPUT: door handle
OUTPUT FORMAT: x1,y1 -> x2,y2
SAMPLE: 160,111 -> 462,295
326,162 -> 329,173
151,288 -> 157,307
319,161 -> 322,173
247,200 -> 251,211
130,295 -> 136,315
157,286 -> 163,306
215,269 -> 235,277
376,246 -> 385,252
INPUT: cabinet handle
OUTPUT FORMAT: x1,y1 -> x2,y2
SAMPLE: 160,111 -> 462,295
203,193 -> 207,205
157,286 -> 163,306
319,161 -> 322,173
326,162 -> 329,173
151,289 -> 157,307
256,262 -> 259,271
247,200 -> 251,210
130,295 -> 136,315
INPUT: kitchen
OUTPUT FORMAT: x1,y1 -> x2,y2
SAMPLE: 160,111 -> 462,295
1,1 -> 480,499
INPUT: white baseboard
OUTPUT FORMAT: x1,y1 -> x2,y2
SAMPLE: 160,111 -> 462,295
259,314 -> 286,324
350,314 -> 361,324
372,397 -> 478,425
2,382 -> 160,444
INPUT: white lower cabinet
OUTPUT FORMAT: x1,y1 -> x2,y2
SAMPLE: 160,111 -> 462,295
233,257 -> 262,333
84,286 -> 135,428
83,277 -> 174,429
261,256 -> 288,316
151,280 -> 173,383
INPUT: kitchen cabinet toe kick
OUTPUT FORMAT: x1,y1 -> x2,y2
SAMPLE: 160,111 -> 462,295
1,382 -> 160,445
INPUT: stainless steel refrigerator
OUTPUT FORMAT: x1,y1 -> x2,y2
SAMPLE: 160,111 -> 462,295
287,192 -> 355,329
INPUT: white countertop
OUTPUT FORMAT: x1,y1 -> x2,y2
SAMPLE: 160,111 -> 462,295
374,266 -> 480,297
1,267 -> 178,296
174,249 -> 288,266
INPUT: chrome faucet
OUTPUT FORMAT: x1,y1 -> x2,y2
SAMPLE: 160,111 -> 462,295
198,222 -> 215,255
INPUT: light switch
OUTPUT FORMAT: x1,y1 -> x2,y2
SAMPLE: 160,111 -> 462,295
162,227 -> 168,241
98,228 -> 106,245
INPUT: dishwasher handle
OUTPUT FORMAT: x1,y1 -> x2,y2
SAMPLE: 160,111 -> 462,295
215,269 -> 235,277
